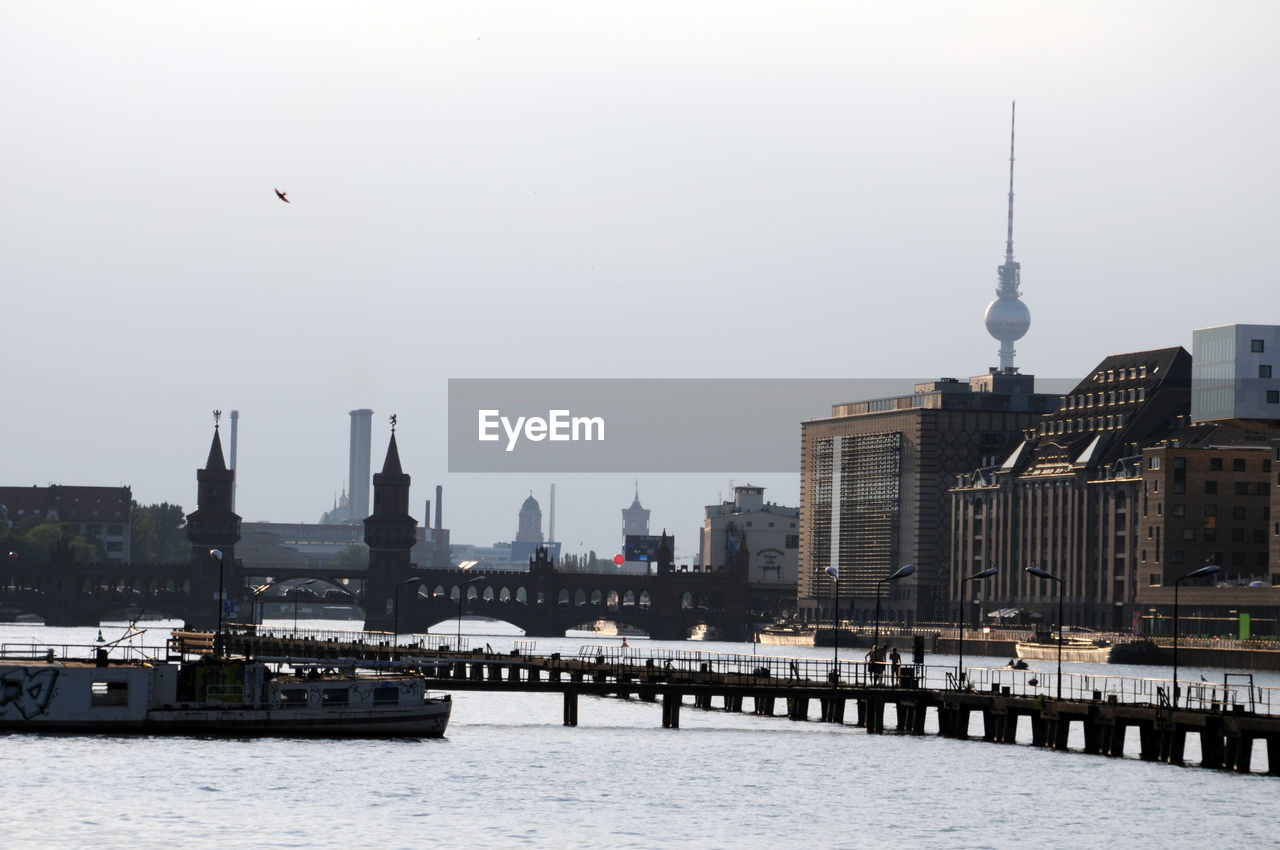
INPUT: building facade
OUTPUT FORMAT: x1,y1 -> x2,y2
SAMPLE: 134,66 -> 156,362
698,485 -> 799,617
799,370 -> 1059,626
0,485 -> 132,561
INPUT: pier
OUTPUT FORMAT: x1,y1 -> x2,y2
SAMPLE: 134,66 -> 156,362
194,628 -> 1280,775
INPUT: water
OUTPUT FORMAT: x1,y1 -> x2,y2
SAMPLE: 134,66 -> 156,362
3,620 -> 1276,849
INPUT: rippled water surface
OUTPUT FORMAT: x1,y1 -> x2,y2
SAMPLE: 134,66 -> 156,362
3,621 -> 1275,849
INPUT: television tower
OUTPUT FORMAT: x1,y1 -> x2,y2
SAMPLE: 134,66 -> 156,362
984,101 -> 1031,371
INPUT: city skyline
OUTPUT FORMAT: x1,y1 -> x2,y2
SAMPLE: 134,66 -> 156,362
4,3 -> 1277,556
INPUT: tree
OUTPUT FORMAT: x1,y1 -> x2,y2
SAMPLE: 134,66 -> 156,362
1,518 -> 100,562
130,501 -> 188,563
332,543 -> 369,568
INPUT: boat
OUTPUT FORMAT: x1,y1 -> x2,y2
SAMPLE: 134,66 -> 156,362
756,622 -> 816,647
688,623 -> 723,641
1108,639 -> 1168,666
1015,634 -> 1113,663
0,633 -> 451,737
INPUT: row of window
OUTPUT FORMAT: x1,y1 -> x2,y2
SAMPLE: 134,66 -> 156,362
1150,456 -> 1274,472
1094,366 -> 1149,383
1065,387 -> 1147,410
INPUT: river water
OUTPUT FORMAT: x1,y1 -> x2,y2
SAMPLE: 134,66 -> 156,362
3,619 -> 1276,849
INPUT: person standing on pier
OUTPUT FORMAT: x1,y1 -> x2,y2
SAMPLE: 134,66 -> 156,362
866,644 -> 884,683
889,646 -> 901,685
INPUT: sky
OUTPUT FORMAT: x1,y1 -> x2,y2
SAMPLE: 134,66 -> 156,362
3,2 -> 1278,561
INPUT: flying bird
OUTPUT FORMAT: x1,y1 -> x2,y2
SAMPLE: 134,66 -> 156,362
274,188 -> 290,203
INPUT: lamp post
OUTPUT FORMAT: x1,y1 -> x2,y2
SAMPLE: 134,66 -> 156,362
292,579 -> 317,636
1024,565 -> 1062,700
393,577 -> 423,649
956,567 -> 997,690
457,575 -> 487,650
209,549 -> 224,656
1173,562 -> 1220,708
873,564 -> 916,684
825,565 -> 840,685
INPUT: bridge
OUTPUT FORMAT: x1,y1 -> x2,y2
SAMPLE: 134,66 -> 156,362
0,423 -> 750,638
0,547 -> 751,639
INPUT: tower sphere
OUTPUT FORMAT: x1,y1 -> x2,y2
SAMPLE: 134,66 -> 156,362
985,296 -> 1030,342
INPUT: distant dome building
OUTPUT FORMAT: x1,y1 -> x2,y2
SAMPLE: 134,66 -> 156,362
516,492 -> 543,544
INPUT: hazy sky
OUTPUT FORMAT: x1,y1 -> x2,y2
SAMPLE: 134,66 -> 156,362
4,2 -> 1277,560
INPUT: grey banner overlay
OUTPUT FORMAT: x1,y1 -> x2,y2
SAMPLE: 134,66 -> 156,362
449,378 -> 1076,473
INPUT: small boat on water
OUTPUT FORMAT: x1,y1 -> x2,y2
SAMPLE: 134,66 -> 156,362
1015,634 -> 1113,663
756,623 -> 816,647
0,632 -> 451,737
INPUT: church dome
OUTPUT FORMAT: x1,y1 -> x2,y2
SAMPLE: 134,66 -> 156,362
522,494 -> 540,512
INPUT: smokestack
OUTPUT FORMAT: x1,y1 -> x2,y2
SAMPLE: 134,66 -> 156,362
434,484 -> 443,530
549,483 -> 555,544
229,410 -> 239,510
348,409 -> 373,522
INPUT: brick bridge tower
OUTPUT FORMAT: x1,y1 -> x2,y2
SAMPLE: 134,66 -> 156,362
363,418 -> 417,631
185,414 -> 242,629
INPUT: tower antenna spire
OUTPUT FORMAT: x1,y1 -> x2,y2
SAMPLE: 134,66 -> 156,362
1005,100 -> 1016,263
984,99 -> 1030,372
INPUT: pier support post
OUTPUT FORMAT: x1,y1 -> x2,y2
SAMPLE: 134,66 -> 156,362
662,692 -> 682,728
563,691 -> 579,727
866,700 -> 885,734
1200,721 -> 1225,770
787,696 -> 810,721
1138,722 -> 1159,760
754,696 -> 775,716
1267,735 -> 1280,776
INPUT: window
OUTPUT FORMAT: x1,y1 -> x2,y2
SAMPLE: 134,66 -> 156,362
1183,528 -> 1196,541
1231,551 -> 1246,567
1205,504 -> 1218,517
90,681 -> 129,707
1232,505 -> 1247,520
1262,365 -> 1273,379
280,688 -> 309,708
1205,481 -> 1218,494
373,686 -> 400,706
1173,457 -> 1186,470
1149,573 -> 1160,586
1231,527 -> 1245,542
1235,481 -> 1249,495
1148,456 -> 1161,470
1252,339 -> 1265,353
322,688 -> 350,706
1172,504 -> 1185,517
1233,458 -> 1247,472
1268,390 -> 1280,404
1172,550 -> 1185,565
1210,458 -> 1223,471
785,534 -> 799,548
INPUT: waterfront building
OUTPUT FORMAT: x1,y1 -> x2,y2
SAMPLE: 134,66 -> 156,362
698,485 -> 798,617
952,338 -> 1280,634
800,372 -> 1059,626
0,485 -> 132,561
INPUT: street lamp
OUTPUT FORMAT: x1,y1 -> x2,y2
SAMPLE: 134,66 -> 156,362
957,567 -> 998,690
825,565 -> 840,685
456,575 -> 487,650
1172,562 -> 1220,708
394,577 -> 423,649
873,564 -> 916,684
292,579 -> 317,635
1025,565 -> 1062,700
209,549 -> 224,656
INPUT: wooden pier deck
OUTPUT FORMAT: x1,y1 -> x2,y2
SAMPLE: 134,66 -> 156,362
213,630 -> 1280,775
